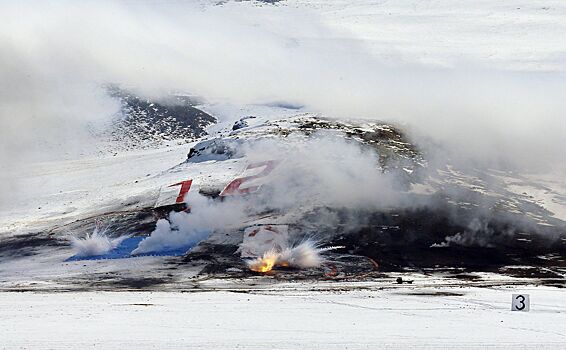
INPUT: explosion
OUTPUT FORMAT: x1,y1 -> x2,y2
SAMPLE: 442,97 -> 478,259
246,241 -> 342,273
70,222 -> 129,257
247,250 -> 279,273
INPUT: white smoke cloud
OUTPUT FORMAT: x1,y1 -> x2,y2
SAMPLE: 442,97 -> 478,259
133,132 -> 404,255
132,191 -> 247,255
130,127 -> 562,257
143,131 -> 416,254
2,1 -> 565,167
243,132 -> 407,211
2,0 -> 566,211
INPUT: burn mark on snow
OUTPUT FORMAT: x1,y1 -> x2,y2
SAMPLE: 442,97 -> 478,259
109,277 -> 171,289
0,232 -> 65,259
48,207 -> 179,240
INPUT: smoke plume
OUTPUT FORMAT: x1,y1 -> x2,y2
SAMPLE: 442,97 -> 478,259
132,192 -> 247,255
2,0 -> 565,248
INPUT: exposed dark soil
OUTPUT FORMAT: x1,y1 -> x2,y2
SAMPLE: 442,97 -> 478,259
0,233 -> 65,259
2,203 -> 565,290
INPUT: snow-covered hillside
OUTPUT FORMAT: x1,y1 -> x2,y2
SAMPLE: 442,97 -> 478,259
2,1 -> 566,348
103,87 -> 216,151
2,105 -> 565,288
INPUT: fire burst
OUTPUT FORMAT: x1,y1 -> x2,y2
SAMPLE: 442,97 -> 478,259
246,241 -> 342,273
248,250 -> 279,273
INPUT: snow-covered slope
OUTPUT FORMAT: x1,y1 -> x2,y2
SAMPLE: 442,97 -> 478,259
1,103 -> 565,291
102,87 -> 216,152
2,1 -> 566,346
3,287 -> 566,349
262,0 -> 566,72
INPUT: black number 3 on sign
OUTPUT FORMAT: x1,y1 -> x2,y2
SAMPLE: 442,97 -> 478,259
512,294 -> 530,311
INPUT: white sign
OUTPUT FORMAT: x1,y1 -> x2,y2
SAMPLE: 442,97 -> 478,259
240,225 -> 289,258
154,179 -> 193,208
512,294 -> 530,311
220,160 -> 279,196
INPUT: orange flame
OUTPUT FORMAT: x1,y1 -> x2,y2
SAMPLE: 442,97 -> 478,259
248,251 -> 278,273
